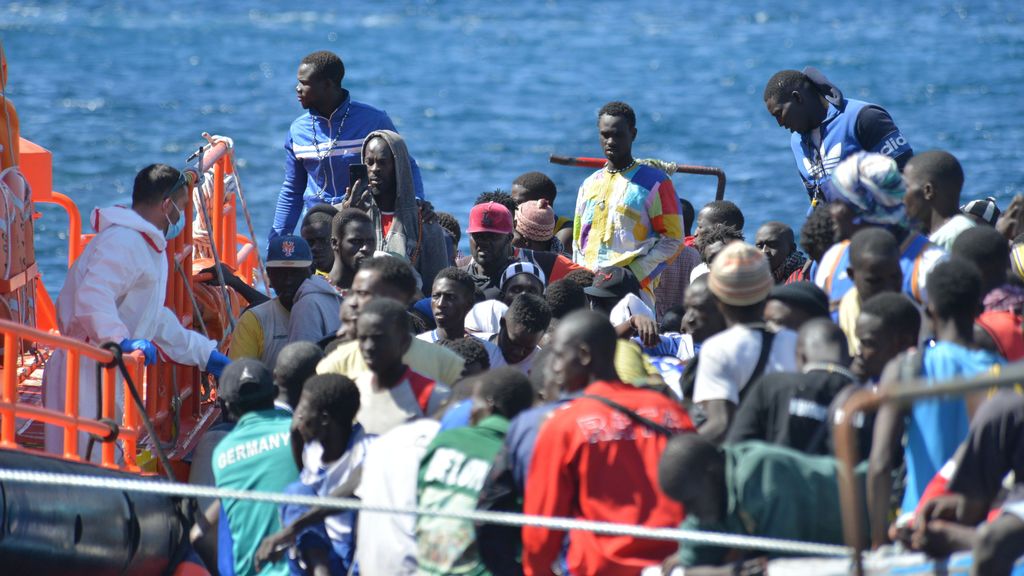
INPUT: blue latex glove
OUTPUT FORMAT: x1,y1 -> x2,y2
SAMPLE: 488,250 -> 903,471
206,350 -> 231,378
120,338 -> 157,365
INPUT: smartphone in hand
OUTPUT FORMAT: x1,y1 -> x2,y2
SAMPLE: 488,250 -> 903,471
348,163 -> 369,187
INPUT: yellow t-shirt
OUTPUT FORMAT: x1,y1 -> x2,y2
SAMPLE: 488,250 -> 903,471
615,339 -> 665,387
317,338 -> 465,387
838,288 -> 861,356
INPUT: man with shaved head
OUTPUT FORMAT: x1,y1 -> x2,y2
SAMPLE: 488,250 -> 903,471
755,221 -> 808,284
903,149 -> 975,251
728,318 -> 858,455
521,310 -> 694,575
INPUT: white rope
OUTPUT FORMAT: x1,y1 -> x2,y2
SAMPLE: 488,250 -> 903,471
0,468 -> 851,558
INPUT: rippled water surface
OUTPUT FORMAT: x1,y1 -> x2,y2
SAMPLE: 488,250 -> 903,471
2,0 -> 1022,291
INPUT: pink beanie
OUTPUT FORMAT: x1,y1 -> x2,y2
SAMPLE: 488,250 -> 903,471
515,199 -> 556,242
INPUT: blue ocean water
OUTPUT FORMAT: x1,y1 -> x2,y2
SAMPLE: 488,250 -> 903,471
2,1 -> 1022,292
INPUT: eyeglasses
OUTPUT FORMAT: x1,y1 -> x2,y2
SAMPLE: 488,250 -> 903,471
165,172 -> 189,199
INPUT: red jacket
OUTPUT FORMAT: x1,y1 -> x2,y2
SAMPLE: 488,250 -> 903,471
522,380 -> 694,576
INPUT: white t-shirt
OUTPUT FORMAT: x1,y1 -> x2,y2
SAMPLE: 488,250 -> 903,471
689,262 -> 710,284
692,324 -> 798,405
355,419 -> 441,576
929,214 -> 976,252
416,329 -> 505,369
300,427 -> 375,543
814,238 -> 945,305
480,331 -> 539,374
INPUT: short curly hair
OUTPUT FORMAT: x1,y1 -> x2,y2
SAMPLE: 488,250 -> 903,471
475,189 -> 518,216
301,50 -> 345,87
300,373 -> 360,425
860,293 -> 921,341
442,337 -> 491,370
506,293 -> 552,334
598,101 -> 637,129
332,207 -> 372,240
433,266 -> 476,299
694,223 -> 743,262
358,256 -> 417,300
478,366 -> 535,420
800,203 -> 836,262
701,200 -> 745,231
562,268 -> 595,289
763,69 -> 808,103
545,279 -> 587,319
512,172 -> 557,202
302,203 -> 338,228
436,211 -> 461,245
927,258 -> 983,322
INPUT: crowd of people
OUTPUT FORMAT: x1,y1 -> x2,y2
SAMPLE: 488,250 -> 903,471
46,50 -> 1024,575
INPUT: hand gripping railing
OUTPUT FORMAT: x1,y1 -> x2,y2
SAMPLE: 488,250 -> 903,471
549,154 -> 727,200
0,318 -> 146,472
832,362 -> 1024,576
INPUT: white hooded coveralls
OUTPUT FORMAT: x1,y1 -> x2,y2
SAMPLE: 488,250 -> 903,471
43,206 -> 217,457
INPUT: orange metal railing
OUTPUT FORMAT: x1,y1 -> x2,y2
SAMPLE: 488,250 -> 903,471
0,318 -> 146,472
832,363 -> 1024,576
10,134 -> 259,476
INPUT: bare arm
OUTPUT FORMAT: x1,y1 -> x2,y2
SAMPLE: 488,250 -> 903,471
254,465 -> 364,570
697,400 -> 736,445
867,359 -> 907,549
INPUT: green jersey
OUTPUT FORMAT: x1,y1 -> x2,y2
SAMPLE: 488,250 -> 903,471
416,415 -> 508,575
213,409 -> 298,576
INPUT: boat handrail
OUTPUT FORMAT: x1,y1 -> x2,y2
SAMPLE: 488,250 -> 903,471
11,133 -> 260,478
832,361 -> 1024,576
0,317 -> 147,472
549,153 -> 727,200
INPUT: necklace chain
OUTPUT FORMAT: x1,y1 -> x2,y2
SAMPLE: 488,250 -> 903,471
309,103 -> 352,202
605,159 -> 637,174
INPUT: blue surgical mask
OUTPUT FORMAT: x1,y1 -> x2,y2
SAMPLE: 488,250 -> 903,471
165,201 -> 185,240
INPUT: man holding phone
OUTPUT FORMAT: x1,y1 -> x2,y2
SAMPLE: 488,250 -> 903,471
270,50 -> 424,239
344,130 -> 451,292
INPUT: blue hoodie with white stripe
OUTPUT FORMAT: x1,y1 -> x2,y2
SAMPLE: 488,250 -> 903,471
270,93 -> 424,238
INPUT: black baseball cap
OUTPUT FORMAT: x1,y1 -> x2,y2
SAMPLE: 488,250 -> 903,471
767,282 -> 829,318
218,358 -> 275,404
584,266 -> 641,300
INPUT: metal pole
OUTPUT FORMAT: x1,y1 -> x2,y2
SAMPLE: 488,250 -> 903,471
189,146 -> 237,339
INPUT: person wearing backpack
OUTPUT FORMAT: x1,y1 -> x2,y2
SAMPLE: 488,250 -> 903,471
521,310 -> 694,576
692,242 -> 799,444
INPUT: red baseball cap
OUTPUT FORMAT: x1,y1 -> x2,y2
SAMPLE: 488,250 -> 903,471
468,202 -> 514,234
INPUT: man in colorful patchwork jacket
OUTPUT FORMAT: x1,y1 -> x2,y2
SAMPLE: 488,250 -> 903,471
572,101 -> 684,307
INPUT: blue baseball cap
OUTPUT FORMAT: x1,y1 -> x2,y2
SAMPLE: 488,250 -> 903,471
266,235 -> 313,268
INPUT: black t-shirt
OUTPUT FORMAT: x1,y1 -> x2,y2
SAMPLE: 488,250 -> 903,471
855,105 -> 913,169
948,391 -> 1024,504
727,368 -> 862,455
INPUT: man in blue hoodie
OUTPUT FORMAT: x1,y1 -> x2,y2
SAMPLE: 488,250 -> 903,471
764,67 -> 913,204
270,51 -> 423,238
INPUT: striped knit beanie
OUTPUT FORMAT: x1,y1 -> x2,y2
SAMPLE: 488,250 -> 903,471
515,199 -> 556,242
824,152 -> 908,228
499,261 -> 546,290
708,242 -> 773,306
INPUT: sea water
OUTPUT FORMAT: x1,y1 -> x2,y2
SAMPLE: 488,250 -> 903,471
2,0 -> 1022,291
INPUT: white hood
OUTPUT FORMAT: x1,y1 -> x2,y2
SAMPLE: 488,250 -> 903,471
90,205 -> 166,252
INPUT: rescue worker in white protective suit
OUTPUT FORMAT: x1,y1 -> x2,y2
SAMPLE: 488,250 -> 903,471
43,163 -> 231,459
